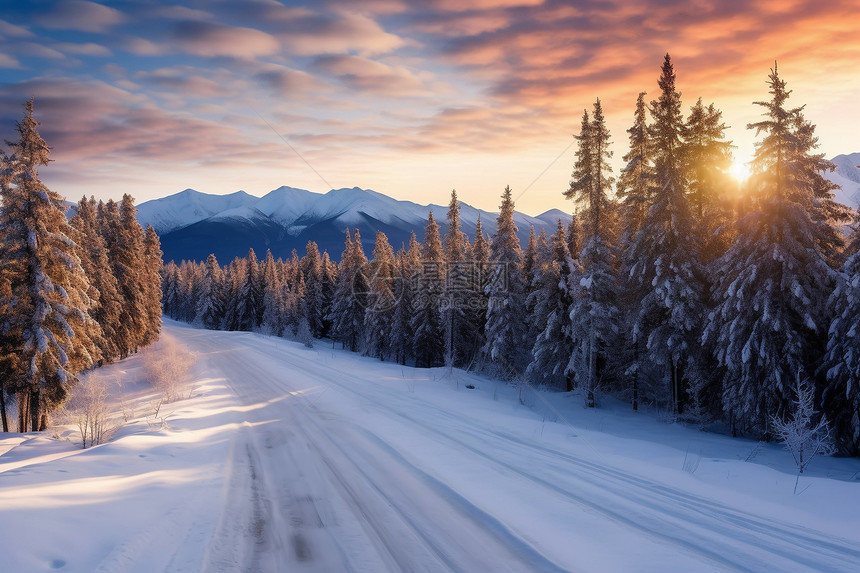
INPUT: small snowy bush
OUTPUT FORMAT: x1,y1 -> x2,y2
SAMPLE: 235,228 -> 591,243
143,338 -> 197,403
771,381 -> 836,476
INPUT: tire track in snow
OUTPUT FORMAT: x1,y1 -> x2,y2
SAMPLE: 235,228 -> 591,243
238,333 -> 860,573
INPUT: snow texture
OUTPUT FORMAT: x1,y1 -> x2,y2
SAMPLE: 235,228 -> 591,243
1,322 -> 859,572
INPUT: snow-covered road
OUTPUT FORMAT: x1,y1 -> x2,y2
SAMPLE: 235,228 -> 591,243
2,322 -> 859,572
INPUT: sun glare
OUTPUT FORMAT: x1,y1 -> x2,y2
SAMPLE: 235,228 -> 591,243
729,158 -> 751,184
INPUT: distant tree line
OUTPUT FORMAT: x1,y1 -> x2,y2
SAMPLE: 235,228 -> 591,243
0,100 -> 163,432
162,55 -> 860,455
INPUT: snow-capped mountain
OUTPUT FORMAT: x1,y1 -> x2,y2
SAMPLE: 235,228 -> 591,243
826,153 -> 860,208
139,186 -> 573,263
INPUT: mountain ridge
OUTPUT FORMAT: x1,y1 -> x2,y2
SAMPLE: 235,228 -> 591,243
139,186 -> 574,263
140,153 -> 860,264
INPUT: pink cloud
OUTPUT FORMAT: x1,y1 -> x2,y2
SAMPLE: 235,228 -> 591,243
169,20 -> 281,58
35,0 -> 123,33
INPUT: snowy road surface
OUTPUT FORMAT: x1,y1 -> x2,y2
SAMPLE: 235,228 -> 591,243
2,322 -> 859,572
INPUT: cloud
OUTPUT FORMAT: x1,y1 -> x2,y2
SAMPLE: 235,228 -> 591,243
252,64 -> 329,97
134,67 -> 236,99
169,20 -> 281,58
311,55 -> 432,96
274,10 -> 406,56
35,0 -> 123,33
121,37 -> 168,56
55,42 -> 112,57
0,54 -> 22,69
0,19 -> 34,38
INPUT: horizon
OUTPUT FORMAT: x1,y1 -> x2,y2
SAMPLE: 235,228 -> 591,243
2,1 -> 859,214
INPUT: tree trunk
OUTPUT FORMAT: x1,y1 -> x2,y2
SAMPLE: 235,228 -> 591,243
18,392 -> 28,433
0,389 -> 8,432
587,331 -> 596,408
670,360 -> 678,415
632,343 -> 639,411
29,389 -> 40,432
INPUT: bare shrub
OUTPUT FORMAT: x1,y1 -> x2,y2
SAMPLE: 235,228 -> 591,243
143,338 -> 197,403
772,380 -> 836,482
67,373 -> 117,448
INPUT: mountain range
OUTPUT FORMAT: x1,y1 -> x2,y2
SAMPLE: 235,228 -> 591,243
825,152 -> 860,207
138,153 -> 860,264
138,186 -> 573,263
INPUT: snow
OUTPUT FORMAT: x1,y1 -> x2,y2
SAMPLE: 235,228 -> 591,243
3,321 -> 859,572
135,186 -> 574,241
136,189 -> 257,234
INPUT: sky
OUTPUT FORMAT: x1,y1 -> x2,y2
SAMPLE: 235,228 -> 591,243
1,0 -> 858,215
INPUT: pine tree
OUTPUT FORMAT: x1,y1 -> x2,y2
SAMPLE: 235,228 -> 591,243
0,99 -> 99,430
70,196 -> 123,362
627,54 -> 706,415
261,250 -> 285,336
391,233 -> 421,365
482,186 -> 528,377
319,250 -> 337,338
232,248 -> 262,332
196,254 -> 224,329
141,225 -> 163,346
705,64 -> 835,436
412,212 -> 445,368
301,241 -> 325,337
101,195 -> 149,357
566,98 -> 618,407
822,247 -> 860,454
329,229 -> 368,352
162,261 -> 182,320
682,98 -> 735,262
527,220 -> 577,390
790,110 -> 852,266
616,93 -> 654,410
364,231 -> 396,360
443,190 -> 477,367
617,92 -> 653,247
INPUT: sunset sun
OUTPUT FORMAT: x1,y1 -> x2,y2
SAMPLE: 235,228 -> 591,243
729,157 -> 751,184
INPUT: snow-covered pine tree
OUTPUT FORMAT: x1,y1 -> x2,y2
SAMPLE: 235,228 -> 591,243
162,261 -> 182,320
319,250 -> 337,338
482,186 -> 528,377
470,214 -> 490,354
0,99 -> 99,430
196,254 -> 224,329
617,92 -> 653,248
616,92 -> 655,411
70,196 -> 123,362
329,229 -> 368,352
391,233 -> 421,365
705,64 -> 835,437
232,248 -> 263,332
180,260 -> 202,323
260,250 -> 285,336
565,98 -> 619,407
443,190 -> 478,367
100,195 -> 149,356
522,225 -> 541,349
790,110 -> 852,267
412,211 -> 445,368
301,241 -> 324,337
682,98 -> 735,263
364,230 -> 396,360
141,225 -> 163,346
822,245 -> 860,455
567,215 -> 581,259
627,54 -> 706,416
0,269 -> 22,431
526,219 -> 577,390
